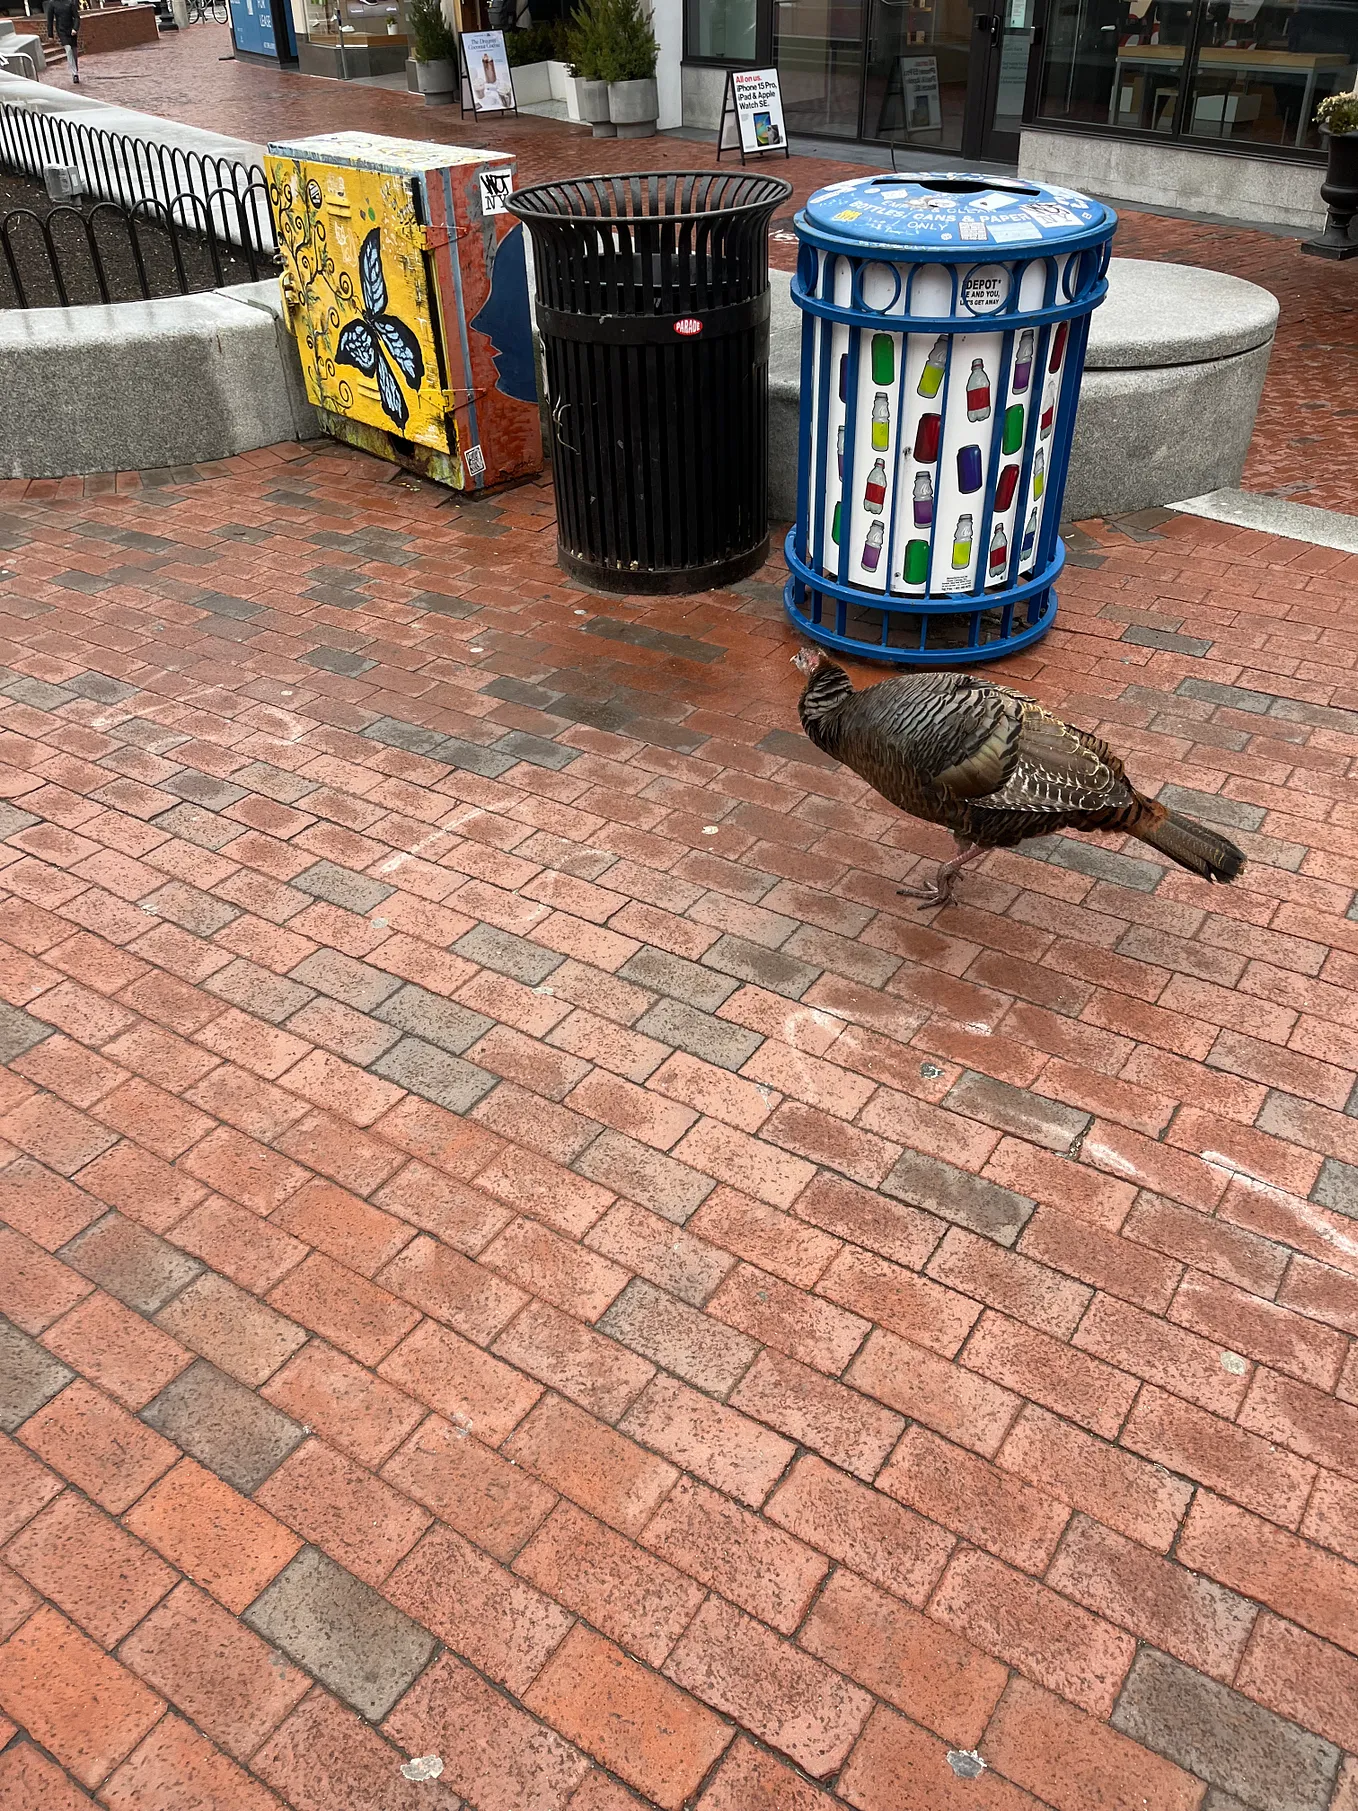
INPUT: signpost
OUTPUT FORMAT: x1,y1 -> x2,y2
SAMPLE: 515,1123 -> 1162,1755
717,67 -> 790,163
459,28 -> 518,117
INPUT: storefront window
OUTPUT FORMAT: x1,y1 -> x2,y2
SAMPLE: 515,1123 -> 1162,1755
1036,0 -> 1356,149
686,0 -> 759,60
1184,0 -> 1357,149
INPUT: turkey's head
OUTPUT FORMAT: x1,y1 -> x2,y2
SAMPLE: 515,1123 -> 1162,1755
795,647 -> 854,748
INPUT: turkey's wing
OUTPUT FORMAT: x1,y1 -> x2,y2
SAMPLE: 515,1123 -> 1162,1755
979,702 -> 1129,814
838,674 -> 1027,802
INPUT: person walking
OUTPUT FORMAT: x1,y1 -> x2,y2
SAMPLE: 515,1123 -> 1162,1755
45,0 -> 80,83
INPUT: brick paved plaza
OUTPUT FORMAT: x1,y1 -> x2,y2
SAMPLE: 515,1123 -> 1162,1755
3,27 -> 1358,1811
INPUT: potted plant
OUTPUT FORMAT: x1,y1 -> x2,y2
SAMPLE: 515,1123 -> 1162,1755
408,0 -> 458,104
602,0 -> 658,138
1303,88 -> 1358,260
565,0 -> 615,135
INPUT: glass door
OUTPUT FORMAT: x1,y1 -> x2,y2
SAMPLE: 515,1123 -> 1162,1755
863,0 -> 975,147
961,0 -> 1038,156
775,0 -> 869,135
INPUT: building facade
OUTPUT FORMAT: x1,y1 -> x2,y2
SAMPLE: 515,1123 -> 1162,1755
669,0 -> 1356,225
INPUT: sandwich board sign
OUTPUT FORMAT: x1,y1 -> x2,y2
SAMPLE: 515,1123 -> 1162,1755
460,29 -> 518,117
717,67 -> 790,162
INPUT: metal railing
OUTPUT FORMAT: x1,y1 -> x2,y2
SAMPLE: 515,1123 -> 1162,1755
0,49 -> 43,81
0,183 -> 276,306
0,95 -> 274,256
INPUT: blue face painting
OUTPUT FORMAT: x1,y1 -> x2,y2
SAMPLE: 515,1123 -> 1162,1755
469,224 -> 536,406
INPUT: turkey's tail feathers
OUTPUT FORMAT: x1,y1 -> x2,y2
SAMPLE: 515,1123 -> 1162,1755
1133,807 -> 1245,884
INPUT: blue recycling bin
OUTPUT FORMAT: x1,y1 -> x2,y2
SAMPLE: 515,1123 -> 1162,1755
785,174 -> 1116,665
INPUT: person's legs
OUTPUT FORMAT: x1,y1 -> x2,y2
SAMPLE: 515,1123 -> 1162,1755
64,39 -> 78,79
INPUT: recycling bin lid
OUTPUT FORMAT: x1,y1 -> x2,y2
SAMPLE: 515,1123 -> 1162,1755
800,172 -> 1113,252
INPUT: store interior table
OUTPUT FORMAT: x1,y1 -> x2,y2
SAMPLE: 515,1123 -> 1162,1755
1109,43 -> 1352,144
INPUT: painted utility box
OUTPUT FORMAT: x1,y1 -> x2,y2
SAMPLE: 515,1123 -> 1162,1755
785,173 -> 1115,665
265,131 -> 541,494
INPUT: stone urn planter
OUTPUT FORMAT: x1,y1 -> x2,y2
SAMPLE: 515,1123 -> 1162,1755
576,76 -> 614,136
1302,128 -> 1358,259
608,75 -> 657,137
415,56 -> 456,104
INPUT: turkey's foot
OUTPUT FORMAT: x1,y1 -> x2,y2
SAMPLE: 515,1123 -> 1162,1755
895,878 -> 954,908
898,842 -> 986,910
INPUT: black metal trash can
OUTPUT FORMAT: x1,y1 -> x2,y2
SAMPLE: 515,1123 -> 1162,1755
507,170 -> 792,595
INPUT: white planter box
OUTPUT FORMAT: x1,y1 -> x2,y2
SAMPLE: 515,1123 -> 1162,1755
546,58 -> 571,101
511,58 -> 552,102
560,68 -> 585,120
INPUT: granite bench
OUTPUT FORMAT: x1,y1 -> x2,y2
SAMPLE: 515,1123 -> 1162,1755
767,257 -> 1279,524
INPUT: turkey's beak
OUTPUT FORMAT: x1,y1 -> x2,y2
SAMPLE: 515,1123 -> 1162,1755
791,646 -> 821,676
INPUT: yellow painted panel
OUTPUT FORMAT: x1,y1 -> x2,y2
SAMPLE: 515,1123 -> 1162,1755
267,155 -> 450,453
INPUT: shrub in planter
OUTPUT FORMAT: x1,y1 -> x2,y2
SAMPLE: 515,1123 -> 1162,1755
408,0 -> 458,101
505,20 -> 556,64
1304,88 -> 1358,260
565,0 -> 616,135
600,0 -> 658,138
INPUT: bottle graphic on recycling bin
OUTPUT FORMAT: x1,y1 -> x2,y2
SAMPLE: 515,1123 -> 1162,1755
903,538 -> 929,585
914,413 -> 941,463
863,459 -> 888,513
966,360 -> 990,422
1013,329 -> 1034,394
918,337 -> 947,398
824,307 -> 1070,597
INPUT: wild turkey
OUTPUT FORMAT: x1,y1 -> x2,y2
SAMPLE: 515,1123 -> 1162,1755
793,648 -> 1245,908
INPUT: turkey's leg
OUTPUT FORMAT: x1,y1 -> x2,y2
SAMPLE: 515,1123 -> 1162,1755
897,840 -> 986,909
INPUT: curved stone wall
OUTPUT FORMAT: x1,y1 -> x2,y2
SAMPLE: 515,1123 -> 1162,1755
0,279 -> 319,480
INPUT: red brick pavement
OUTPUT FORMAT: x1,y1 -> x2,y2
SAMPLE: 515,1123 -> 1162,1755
0,439 -> 1357,1808
50,23 -> 1358,513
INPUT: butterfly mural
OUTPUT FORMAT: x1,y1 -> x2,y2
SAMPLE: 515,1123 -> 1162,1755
336,228 -> 425,431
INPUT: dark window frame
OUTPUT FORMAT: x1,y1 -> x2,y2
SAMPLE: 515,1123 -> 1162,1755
683,0 -> 773,65
1023,0 -> 1342,159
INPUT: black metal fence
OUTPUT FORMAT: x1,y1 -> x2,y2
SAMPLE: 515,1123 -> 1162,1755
0,190 -> 273,306
0,97 -> 275,252
0,96 -> 280,306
